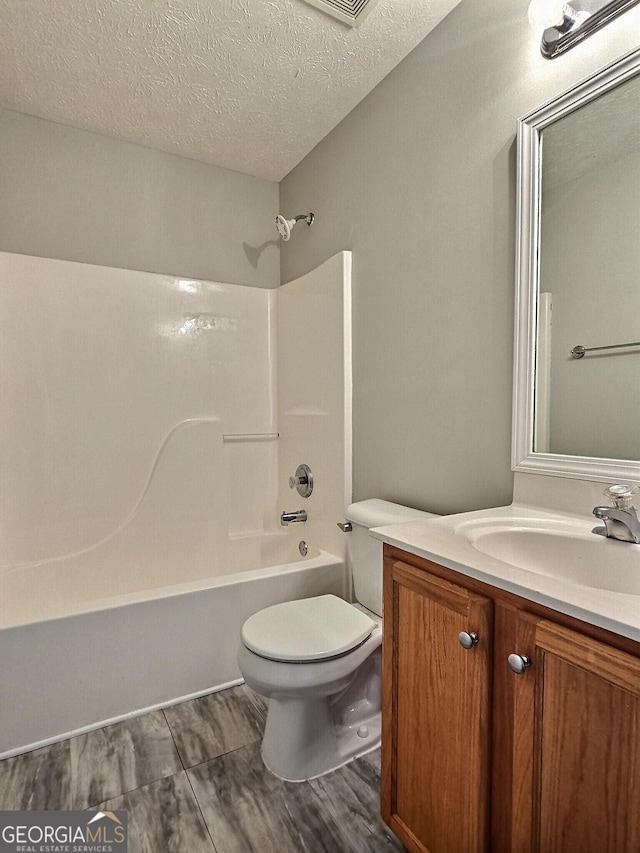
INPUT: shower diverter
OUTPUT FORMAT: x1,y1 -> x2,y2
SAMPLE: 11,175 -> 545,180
289,464 -> 313,498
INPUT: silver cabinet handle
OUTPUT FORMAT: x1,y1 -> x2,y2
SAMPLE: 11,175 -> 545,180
458,631 -> 479,649
507,653 -> 531,674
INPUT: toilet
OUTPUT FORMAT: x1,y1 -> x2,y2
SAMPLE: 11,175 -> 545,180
237,499 -> 437,781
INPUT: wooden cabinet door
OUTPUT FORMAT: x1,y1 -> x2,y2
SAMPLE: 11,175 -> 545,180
510,616 -> 640,853
382,558 -> 493,853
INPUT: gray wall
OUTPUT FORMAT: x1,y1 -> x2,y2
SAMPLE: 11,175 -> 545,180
542,149 -> 640,461
0,108 -> 279,287
280,0 -> 640,515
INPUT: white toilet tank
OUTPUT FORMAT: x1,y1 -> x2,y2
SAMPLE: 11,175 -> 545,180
345,499 -> 439,616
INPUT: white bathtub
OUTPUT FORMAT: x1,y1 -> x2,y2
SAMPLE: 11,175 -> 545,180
0,253 -> 352,758
0,540 -> 347,758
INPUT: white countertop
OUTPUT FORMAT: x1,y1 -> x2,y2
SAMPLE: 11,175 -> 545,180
371,503 -> 640,644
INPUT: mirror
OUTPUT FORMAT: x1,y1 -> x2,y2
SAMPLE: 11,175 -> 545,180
537,0 -> 640,59
513,45 -> 640,482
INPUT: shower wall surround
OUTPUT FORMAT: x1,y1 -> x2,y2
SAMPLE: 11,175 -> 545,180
276,251 -> 352,561
0,250 -> 351,573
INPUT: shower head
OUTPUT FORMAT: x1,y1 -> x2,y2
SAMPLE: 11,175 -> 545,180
275,212 -> 314,241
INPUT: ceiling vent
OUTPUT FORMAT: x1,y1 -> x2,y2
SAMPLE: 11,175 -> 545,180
299,0 -> 380,27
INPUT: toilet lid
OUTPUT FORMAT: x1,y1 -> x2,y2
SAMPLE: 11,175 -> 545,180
241,594 -> 376,662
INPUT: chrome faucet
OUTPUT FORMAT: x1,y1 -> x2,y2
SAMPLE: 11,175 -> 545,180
593,485 -> 640,544
280,509 -> 307,526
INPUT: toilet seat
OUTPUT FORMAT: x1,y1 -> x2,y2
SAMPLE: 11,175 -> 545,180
241,594 -> 376,663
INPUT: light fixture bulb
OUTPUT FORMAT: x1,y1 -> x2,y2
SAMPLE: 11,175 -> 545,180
527,0 -> 565,28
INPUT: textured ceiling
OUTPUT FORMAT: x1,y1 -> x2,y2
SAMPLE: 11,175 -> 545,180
542,70 -> 640,191
0,0 -> 461,182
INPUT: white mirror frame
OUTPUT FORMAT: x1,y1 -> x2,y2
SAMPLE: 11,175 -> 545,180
512,45 -> 640,482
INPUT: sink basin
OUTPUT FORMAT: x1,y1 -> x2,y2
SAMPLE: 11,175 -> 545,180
455,517 -> 640,594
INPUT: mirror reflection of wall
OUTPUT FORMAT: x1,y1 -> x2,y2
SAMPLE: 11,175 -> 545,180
536,71 -> 640,461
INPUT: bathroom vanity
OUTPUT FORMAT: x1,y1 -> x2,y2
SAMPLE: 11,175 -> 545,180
371,42 -> 640,853
374,511 -> 640,853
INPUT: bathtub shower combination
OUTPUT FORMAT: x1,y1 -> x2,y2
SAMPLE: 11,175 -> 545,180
0,250 -> 352,757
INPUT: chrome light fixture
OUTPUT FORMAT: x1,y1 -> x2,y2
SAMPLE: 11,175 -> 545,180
529,0 -> 640,58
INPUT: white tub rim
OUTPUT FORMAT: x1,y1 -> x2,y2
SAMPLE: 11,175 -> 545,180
0,549 -> 343,632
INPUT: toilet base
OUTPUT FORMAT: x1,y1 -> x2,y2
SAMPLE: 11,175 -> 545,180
261,698 -> 381,782
260,651 -> 381,782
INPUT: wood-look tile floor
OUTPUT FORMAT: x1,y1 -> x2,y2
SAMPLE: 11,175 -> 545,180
0,684 -> 405,852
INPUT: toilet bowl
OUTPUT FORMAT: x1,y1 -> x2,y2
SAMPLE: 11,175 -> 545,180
239,595 -> 382,781
237,499 -> 437,782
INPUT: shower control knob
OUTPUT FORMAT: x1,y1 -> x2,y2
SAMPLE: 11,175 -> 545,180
507,653 -> 531,674
458,631 -> 479,650
289,464 -> 313,498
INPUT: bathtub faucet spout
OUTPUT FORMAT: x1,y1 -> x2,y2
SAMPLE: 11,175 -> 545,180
280,509 -> 308,526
